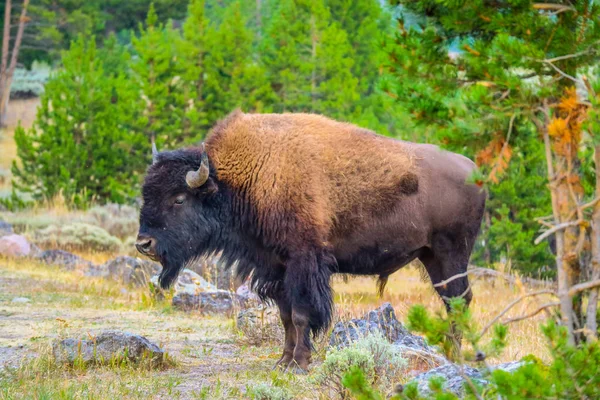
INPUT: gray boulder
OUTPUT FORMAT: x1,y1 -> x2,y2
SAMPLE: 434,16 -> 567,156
491,360 -> 526,373
329,303 -> 431,352
150,269 -> 239,314
407,361 -> 528,397
53,331 -> 163,366
103,256 -> 161,287
236,279 -> 261,307
186,254 -> 235,290
0,234 -> 31,257
0,220 -> 13,237
36,249 -> 95,271
409,364 -> 487,397
173,289 -> 239,314
237,305 -> 280,331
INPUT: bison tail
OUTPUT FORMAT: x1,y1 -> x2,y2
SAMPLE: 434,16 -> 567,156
285,249 -> 335,337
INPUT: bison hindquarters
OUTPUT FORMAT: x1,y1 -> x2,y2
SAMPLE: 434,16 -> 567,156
274,249 -> 334,372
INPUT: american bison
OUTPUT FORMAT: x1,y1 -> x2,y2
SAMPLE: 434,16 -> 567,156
136,110 -> 486,371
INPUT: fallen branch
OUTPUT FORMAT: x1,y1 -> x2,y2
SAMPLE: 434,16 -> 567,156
533,3 -> 575,12
534,219 -> 584,245
502,302 -> 560,325
479,290 -> 557,338
434,266 -> 555,289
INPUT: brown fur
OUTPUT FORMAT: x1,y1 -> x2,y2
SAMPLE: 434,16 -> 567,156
206,110 -> 416,247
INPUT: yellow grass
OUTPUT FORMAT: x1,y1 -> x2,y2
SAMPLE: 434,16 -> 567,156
0,98 -> 39,193
0,251 -> 556,399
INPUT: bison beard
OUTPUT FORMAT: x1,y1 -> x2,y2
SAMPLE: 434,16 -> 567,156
137,110 -> 487,372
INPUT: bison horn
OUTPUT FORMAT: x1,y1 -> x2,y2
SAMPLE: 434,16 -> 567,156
186,143 -> 210,188
152,141 -> 159,164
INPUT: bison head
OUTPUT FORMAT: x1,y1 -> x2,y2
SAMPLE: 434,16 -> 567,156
136,144 -> 220,289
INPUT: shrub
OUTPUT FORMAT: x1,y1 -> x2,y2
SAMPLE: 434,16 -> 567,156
248,383 -> 293,400
10,61 -> 51,98
12,36 -> 148,207
32,222 -> 122,252
342,300 -> 600,400
88,204 -> 139,239
313,333 -> 406,399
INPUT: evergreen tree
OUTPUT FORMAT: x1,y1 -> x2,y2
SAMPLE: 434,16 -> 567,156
131,3 -> 195,147
386,0 -> 600,341
203,1 -> 274,116
260,0 -> 359,119
12,37 -> 144,206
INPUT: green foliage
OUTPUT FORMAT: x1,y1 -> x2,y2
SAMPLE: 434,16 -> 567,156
131,3 -> 201,148
385,0 -> 600,276
343,301 -> 600,400
12,36 -> 146,206
342,366 -> 386,400
313,333 -> 406,399
33,222 -> 122,252
473,130 -> 555,276
260,0 -> 360,119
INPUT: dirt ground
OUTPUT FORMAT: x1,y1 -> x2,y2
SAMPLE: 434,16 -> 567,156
0,253 -> 555,399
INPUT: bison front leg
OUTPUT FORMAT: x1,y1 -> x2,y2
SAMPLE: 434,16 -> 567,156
273,295 -> 296,370
283,249 -> 334,373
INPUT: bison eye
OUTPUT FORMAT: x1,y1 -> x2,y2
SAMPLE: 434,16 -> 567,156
174,195 -> 186,205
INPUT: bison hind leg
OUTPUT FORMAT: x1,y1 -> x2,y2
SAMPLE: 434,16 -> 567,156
419,232 -> 476,358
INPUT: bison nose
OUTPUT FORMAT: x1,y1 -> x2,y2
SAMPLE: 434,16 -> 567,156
135,234 -> 156,256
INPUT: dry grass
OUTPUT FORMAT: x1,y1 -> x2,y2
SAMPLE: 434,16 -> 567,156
0,199 -> 556,398
0,253 -> 556,399
332,266 -> 553,364
0,98 -> 39,195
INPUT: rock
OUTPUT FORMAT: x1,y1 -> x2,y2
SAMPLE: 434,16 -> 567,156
151,269 -> 239,314
236,305 -> 282,345
409,364 -> 487,397
236,279 -> 261,306
103,256 -> 161,287
329,303 -> 431,352
36,249 -> 95,271
53,331 -> 164,366
491,360 -> 526,373
175,269 -> 218,292
0,220 -> 13,237
0,234 -> 31,257
11,297 -> 31,303
173,289 -> 239,314
237,305 -> 280,330
186,254 -> 235,290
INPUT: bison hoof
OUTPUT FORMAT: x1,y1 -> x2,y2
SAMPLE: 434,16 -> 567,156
284,360 -> 309,375
272,354 -> 293,371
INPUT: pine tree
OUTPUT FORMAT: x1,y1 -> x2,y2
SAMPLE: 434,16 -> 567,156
131,3 -> 195,147
202,2 -> 274,118
387,0 -> 600,342
12,36 -> 145,206
260,0 -> 359,119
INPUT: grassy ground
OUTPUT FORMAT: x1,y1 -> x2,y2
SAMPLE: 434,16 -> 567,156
0,251 -> 554,399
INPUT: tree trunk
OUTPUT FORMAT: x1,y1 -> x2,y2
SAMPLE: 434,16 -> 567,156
0,0 -> 12,126
0,0 -> 29,126
587,145 -> 600,340
542,123 -> 576,344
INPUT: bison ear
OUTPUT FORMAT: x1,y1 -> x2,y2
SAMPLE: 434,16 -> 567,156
196,177 -> 218,196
